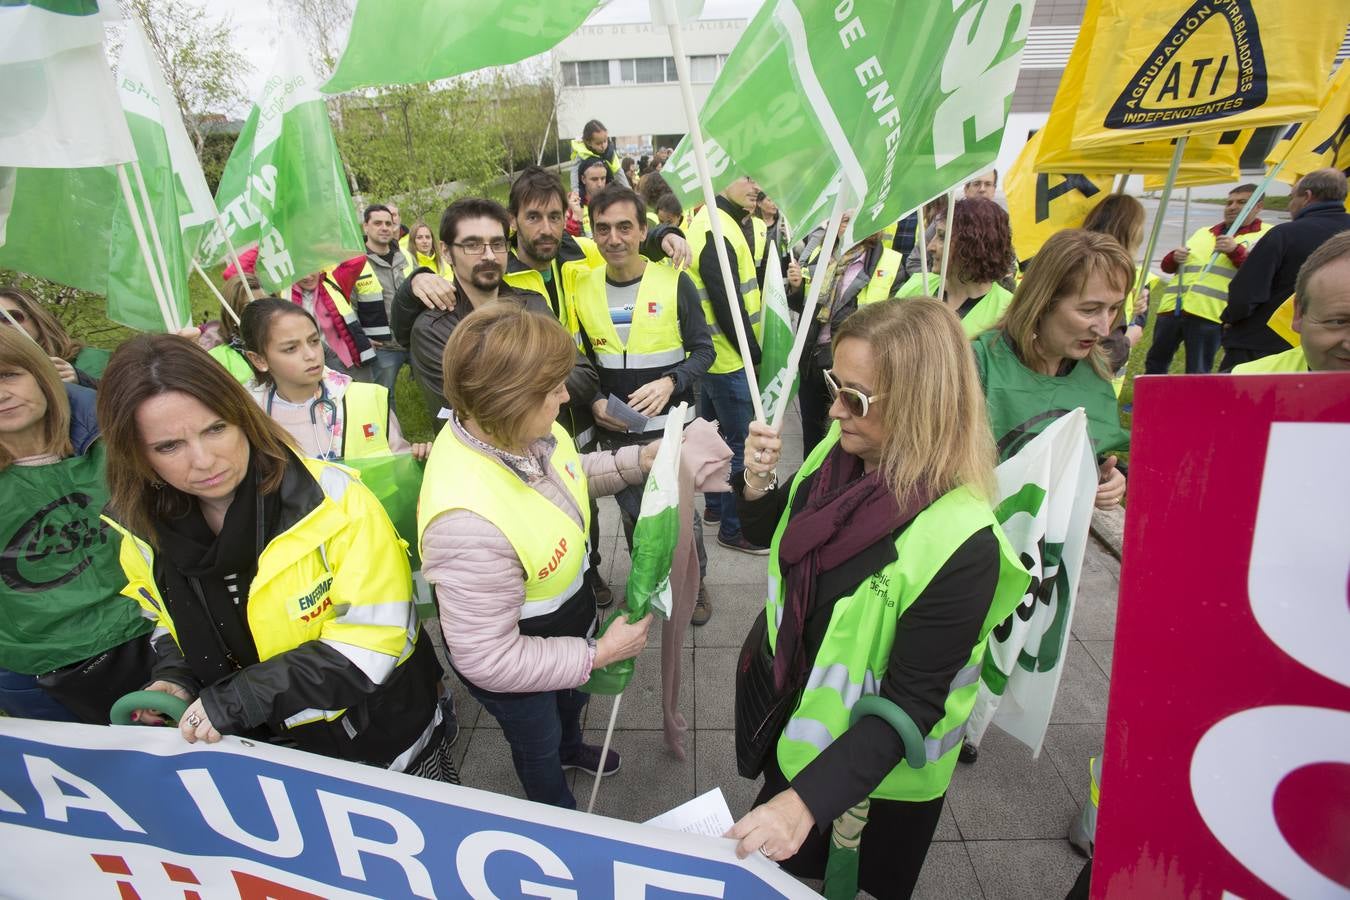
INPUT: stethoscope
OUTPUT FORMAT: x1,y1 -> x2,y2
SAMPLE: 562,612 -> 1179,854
266,382 -> 341,460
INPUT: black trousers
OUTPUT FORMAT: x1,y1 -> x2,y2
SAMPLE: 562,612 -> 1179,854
798,348 -> 832,457
1216,346 -> 1264,372
756,759 -> 945,899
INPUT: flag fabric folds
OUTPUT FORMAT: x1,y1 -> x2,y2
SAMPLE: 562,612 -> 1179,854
1264,62 -> 1350,185
323,0 -> 603,94
584,406 -> 686,696
201,44 -> 366,293
756,239 -> 797,416
966,409 -> 1099,757
1043,0 -> 1346,151
1006,132 -> 1115,262
662,0 -> 1031,248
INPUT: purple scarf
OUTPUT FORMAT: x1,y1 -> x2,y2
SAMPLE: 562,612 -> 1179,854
773,444 -> 934,690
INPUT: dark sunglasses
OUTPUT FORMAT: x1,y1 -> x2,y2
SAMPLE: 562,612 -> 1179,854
824,369 -> 883,417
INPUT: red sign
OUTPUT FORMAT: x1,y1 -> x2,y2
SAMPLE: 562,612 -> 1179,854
1093,373 -> 1350,899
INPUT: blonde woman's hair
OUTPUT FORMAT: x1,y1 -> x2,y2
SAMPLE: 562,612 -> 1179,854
220,273 -> 262,342
1000,229 -> 1134,380
0,327 -> 73,469
441,302 -> 575,448
0,287 -> 84,362
833,299 -> 997,500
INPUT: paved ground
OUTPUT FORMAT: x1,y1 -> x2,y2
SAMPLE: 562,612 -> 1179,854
425,404 -> 1128,900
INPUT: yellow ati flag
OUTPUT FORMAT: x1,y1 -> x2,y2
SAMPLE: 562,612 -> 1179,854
1006,132 -> 1115,261
1050,0 -> 1346,150
1141,130 -> 1253,190
1264,63 -> 1350,185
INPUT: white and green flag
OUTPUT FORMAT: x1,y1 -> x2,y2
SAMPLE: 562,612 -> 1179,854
757,239 -> 797,416
663,0 -> 1031,247
323,0 -> 603,94
200,44 -> 365,293
967,409 -> 1098,757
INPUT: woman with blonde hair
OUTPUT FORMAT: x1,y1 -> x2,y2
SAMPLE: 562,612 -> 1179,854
0,287 -> 110,387
100,335 -> 453,781
418,303 -> 656,809
403,220 -> 447,278
728,299 -> 1029,898
971,228 -> 1131,504
0,328 -> 152,722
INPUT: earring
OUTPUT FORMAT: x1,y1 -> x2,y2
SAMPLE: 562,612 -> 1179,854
150,480 -> 164,490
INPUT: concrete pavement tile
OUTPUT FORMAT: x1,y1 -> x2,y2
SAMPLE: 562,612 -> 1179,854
1049,642 -> 1111,725
935,799 -> 961,841
1040,724 -> 1105,809
693,646 -> 741,729
1070,548 -> 1120,642
577,727 -> 696,823
694,729 -> 763,820
596,496 -> 622,537
945,729 -> 1078,840
444,671 -> 482,731
966,839 -> 1086,900
586,646 -> 694,731
1079,640 -> 1115,681
914,841 -> 983,900
457,727 -> 527,801
703,540 -> 774,586
693,581 -> 765,648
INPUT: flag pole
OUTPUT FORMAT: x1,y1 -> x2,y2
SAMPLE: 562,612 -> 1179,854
1114,173 -> 1128,194
917,205 -> 929,285
585,693 -> 623,815
769,181 -> 851,429
0,307 -> 42,345
1188,157 -> 1286,288
1173,186 -> 1192,305
663,0 -> 764,422
129,159 -> 183,331
938,191 -> 956,297
1134,136 -> 1187,305
212,216 -> 259,301
192,260 -> 241,326
116,164 -> 181,333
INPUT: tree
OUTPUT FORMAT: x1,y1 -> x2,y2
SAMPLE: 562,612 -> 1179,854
125,0 -> 250,153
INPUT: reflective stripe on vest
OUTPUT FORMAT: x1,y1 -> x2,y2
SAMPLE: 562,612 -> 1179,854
687,205 -> 763,374
1159,225 -> 1270,323
1231,345 -> 1309,374
764,422 -> 1029,802
339,383 -> 393,459
573,263 -> 686,372
352,259 -> 392,338
417,420 -> 591,613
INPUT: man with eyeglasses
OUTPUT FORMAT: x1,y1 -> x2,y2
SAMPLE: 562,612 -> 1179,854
573,184 -> 717,624
389,198 -> 598,431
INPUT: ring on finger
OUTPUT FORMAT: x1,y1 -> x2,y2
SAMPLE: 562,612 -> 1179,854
760,846 -> 775,858
186,713 -> 202,728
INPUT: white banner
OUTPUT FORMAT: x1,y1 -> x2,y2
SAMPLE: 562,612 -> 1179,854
0,718 -> 817,899
966,408 -> 1099,756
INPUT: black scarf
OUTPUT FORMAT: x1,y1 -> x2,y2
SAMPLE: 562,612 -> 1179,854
154,460 -> 277,684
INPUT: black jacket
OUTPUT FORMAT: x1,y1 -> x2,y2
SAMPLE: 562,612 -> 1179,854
736,467 -> 1000,826
787,239 -> 902,371
1223,202 -> 1350,353
696,196 -> 763,366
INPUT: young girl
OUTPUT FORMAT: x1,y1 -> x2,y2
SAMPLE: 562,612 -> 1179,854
240,299 -> 428,462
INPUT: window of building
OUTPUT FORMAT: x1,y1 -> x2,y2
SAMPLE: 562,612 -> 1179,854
562,60 -> 610,87
635,57 -> 672,83
689,55 -> 725,83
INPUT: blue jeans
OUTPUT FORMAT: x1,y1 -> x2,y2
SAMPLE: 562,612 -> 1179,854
1144,312 -> 1222,374
465,682 -> 589,808
0,668 -> 78,722
371,346 -> 409,412
699,370 -> 753,541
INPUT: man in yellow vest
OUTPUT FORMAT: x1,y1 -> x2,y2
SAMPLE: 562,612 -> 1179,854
575,184 -> 717,623
1147,183 -> 1270,374
331,204 -> 410,404
1233,230 -> 1350,374
688,175 -> 767,554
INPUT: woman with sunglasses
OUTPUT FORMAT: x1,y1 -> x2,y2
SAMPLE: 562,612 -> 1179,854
0,288 -> 110,388
728,300 -> 1029,898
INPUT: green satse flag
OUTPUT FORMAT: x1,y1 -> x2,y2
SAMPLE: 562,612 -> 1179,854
0,443 -> 152,675
663,0 -> 1030,248
584,407 -> 686,696
757,238 -> 797,416
340,454 -> 424,569
323,0 -> 603,94
200,44 -> 365,293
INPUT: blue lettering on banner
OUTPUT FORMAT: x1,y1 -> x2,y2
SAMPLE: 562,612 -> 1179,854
0,722 -> 811,898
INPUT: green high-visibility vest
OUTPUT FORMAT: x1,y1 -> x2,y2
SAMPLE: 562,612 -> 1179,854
208,343 -> 255,384
765,423 -> 1029,801
1231,345 -> 1308,373
895,274 -> 1014,336
338,383 -> 394,459
1158,224 -> 1271,323
687,205 -> 762,374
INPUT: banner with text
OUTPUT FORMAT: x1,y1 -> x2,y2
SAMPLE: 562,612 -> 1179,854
0,718 -> 817,899
1091,373 -> 1350,899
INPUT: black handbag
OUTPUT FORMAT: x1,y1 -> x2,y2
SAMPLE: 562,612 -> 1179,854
36,632 -> 155,724
734,609 -> 802,779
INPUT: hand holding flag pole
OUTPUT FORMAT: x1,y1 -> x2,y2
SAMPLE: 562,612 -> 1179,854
1134,136 -> 1188,309
1187,156 -> 1288,289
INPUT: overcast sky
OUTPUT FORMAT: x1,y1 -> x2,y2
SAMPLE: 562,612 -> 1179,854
199,0 -> 763,115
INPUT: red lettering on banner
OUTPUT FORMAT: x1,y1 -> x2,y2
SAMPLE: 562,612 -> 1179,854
234,870 -> 327,900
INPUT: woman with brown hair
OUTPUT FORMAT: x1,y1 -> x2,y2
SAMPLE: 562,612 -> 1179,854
1082,192 -> 1151,360
971,228 -> 1131,502
0,287 -> 110,387
418,303 -> 655,808
0,329 -> 152,722
728,300 -> 1030,897
895,197 -> 1017,336
207,274 -> 262,383
100,334 -> 454,782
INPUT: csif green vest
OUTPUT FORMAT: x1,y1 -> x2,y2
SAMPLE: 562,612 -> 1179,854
896,274 -> 1014,336
1158,224 -> 1271,323
765,423 -> 1029,801
687,205 -> 763,374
